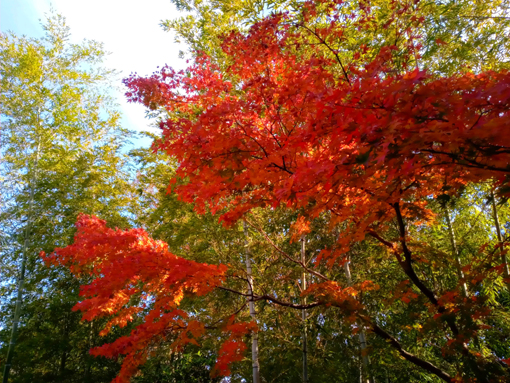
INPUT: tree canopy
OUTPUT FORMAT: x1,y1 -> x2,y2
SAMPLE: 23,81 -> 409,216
4,1 -> 510,383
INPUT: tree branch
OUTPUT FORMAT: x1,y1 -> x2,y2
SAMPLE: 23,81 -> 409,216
244,218 -> 329,282
296,23 -> 351,84
358,314 -> 453,382
392,202 -> 460,337
217,286 -> 321,310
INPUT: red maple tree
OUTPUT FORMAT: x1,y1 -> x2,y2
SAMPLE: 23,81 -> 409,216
46,0 -> 510,381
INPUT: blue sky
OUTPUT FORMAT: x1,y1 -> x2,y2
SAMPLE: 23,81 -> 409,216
1,0 -> 186,140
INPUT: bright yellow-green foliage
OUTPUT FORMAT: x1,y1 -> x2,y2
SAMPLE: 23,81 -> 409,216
0,13 -> 133,232
0,15 -> 135,382
164,0 -> 510,75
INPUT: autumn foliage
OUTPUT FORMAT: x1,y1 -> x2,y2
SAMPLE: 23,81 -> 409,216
44,0 -> 510,381
125,11 -> 510,273
42,214 -> 232,382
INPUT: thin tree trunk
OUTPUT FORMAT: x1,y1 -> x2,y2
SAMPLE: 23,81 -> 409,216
243,221 -> 260,383
344,256 -> 374,383
2,140 -> 40,383
444,207 -> 468,297
490,189 -> 510,285
59,351 -> 67,377
301,236 -> 309,383
59,314 -> 69,377
84,322 -> 93,382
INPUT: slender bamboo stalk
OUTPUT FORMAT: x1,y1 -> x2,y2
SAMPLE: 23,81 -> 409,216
84,322 -> 93,382
301,236 -> 309,383
490,189 -> 510,285
344,256 -> 374,383
2,250 -> 28,383
243,221 -> 260,383
59,313 -> 70,377
444,207 -> 468,297
2,140 -> 40,383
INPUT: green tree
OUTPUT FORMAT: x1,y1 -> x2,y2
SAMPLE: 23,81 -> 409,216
0,13 -> 134,382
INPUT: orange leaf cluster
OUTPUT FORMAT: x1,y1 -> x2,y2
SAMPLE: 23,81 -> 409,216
303,280 -> 378,318
42,214 -> 227,383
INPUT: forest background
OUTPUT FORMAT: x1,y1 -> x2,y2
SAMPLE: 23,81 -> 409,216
1,1 -> 510,383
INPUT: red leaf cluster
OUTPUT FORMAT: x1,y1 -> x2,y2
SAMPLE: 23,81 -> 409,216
125,12 -> 510,263
42,214 -> 227,383
213,318 -> 258,376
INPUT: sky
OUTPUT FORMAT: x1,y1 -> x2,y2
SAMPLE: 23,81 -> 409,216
0,0 -> 187,144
